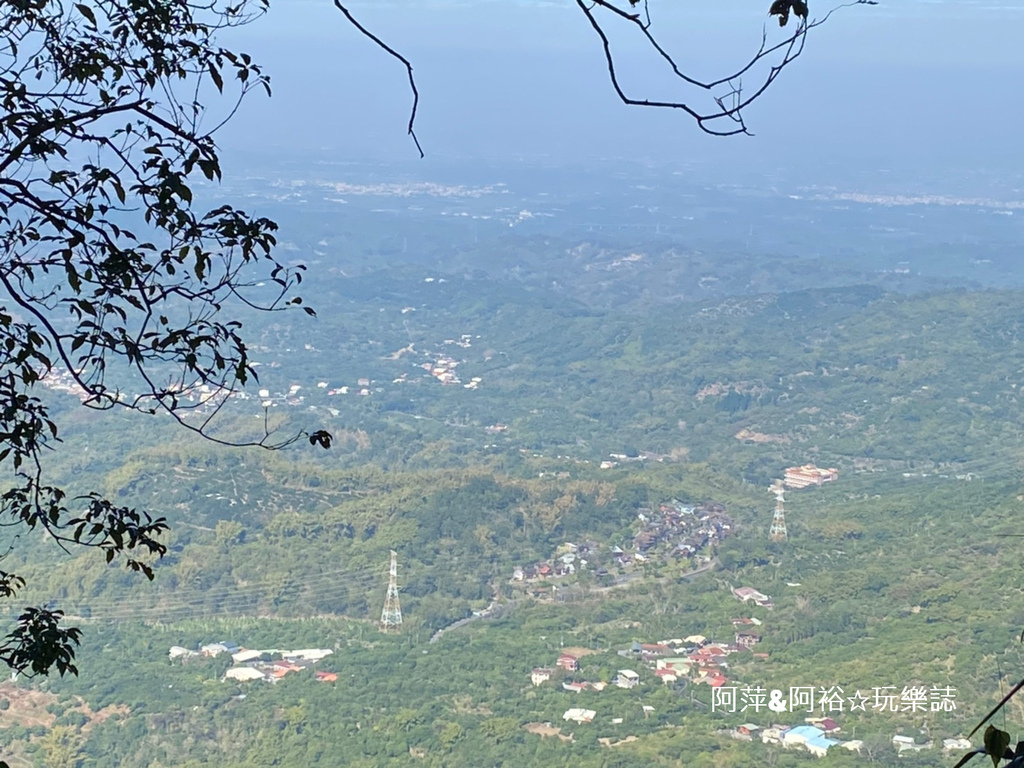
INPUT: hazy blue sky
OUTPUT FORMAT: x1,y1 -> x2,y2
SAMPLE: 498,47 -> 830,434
217,0 -> 1024,181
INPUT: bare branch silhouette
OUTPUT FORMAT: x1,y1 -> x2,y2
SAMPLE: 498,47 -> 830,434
331,0 -> 875,147
333,1 -> 424,158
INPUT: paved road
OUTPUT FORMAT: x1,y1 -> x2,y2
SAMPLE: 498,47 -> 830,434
429,559 -> 718,642
429,598 -> 507,644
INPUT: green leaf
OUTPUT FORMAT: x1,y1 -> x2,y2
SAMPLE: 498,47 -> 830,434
985,725 -> 1012,768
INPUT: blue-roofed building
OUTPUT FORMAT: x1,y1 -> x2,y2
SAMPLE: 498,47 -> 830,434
783,725 -> 824,747
806,735 -> 839,757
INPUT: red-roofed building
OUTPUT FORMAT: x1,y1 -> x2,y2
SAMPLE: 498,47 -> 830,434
273,660 -> 302,673
687,649 -> 726,668
641,643 -> 673,656
315,671 -> 338,683
557,654 -> 579,672
819,718 -> 840,734
272,662 -> 302,680
704,673 -> 728,688
654,669 -> 678,684
784,464 -> 839,489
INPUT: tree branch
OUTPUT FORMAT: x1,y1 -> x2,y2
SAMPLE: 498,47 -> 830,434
332,1 -> 424,158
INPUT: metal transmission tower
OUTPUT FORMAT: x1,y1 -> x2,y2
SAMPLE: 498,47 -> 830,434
379,550 -> 403,633
769,480 -> 788,542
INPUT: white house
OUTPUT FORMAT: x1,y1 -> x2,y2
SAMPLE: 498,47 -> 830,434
563,708 -> 596,724
225,667 -> 266,682
943,738 -> 972,753
531,668 -> 553,686
616,669 -> 640,689
893,735 -> 933,754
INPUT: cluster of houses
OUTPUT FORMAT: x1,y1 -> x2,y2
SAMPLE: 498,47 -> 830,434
323,378 -> 373,398
41,369 -> 89,402
511,501 -> 733,587
613,588 -> 771,690
418,354 -> 463,386
531,624 -> 768,703
513,541 -> 601,583
531,653 -> 642,694
621,629 -> 767,691
530,652 -> 645,726
632,500 -> 733,559
168,641 -> 337,684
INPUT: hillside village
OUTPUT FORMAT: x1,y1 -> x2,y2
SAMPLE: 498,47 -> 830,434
511,500 -> 732,587
528,632 -> 967,760
520,573 -> 971,762
169,641 -> 337,684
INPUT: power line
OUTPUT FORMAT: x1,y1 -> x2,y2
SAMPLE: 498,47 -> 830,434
4,551 -> 509,623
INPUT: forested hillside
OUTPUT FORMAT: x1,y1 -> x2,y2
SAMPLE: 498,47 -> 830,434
4,257 -> 1024,766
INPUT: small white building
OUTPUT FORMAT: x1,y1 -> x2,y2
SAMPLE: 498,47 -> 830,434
943,738 -> 972,753
893,735 -> 933,754
616,669 -> 640,689
225,667 -> 266,682
284,648 -> 333,662
531,668 -> 553,686
232,649 -> 262,664
563,708 -> 596,724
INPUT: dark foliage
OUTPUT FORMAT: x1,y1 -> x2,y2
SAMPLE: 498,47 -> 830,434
0,0 -> 327,676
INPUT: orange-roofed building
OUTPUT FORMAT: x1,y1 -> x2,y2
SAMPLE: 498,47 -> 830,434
784,465 -> 839,489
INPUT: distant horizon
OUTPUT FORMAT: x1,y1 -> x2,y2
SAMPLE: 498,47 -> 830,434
213,0 -> 1024,182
